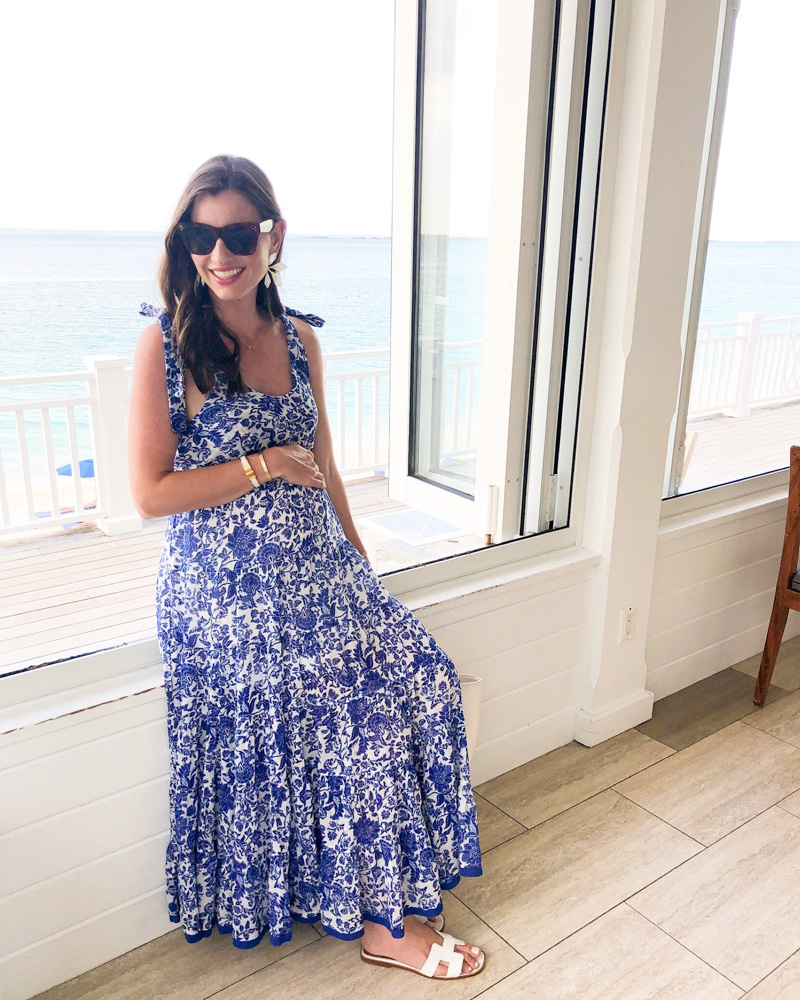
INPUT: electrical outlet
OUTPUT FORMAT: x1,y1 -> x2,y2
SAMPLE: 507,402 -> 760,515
618,603 -> 637,643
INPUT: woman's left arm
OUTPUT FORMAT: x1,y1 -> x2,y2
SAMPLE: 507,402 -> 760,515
296,318 -> 369,560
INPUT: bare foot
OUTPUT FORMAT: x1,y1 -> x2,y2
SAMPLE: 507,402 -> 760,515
362,916 -> 484,977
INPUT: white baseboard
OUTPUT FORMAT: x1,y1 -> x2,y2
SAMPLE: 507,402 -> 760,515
573,689 -> 655,747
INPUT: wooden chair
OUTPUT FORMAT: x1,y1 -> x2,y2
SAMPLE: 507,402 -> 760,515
754,445 -> 800,706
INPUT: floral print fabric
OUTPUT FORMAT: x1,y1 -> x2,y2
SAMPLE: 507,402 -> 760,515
139,302 -> 483,949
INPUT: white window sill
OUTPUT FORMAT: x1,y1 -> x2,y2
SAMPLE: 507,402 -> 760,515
661,467 -> 788,522
0,640 -> 163,737
659,478 -> 789,541
403,544 -> 601,614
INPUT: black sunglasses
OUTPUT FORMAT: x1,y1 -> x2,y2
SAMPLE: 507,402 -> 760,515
177,219 -> 275,256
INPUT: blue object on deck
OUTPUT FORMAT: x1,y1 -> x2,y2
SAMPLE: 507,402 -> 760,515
56,458 -> 95,478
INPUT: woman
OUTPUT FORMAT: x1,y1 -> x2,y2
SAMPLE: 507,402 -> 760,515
128,154 -> 485,980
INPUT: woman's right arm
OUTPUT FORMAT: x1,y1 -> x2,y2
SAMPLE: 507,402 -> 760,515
127,323 -> 326,519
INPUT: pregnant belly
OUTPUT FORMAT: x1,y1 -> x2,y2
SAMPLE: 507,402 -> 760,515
164,480 -> 343,564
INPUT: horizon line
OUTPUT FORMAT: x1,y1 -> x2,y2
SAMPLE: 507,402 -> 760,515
1,228 -> 799,244
0,227 -> 393,240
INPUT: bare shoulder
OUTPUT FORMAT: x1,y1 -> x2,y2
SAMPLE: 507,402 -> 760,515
131,322 -> 168,389
135,321 -> 166,358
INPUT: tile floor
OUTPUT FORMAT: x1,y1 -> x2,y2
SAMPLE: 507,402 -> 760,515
33,637 -> 800,999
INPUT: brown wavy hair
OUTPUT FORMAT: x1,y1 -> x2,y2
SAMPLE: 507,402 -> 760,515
157,154 -> 285,396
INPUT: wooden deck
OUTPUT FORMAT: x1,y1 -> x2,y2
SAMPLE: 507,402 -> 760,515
3,402 -> 797,675
683,400 -> 800,493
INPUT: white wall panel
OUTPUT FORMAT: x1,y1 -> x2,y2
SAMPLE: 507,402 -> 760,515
479,669 -> 578,746
473,624 -> 588,703
648,557 -> 777,637
647,502 -> 795,697
1,835 -> 168,959
0,716 -> 168,835
1,889 -> 171,1000
0,777 -> 168,897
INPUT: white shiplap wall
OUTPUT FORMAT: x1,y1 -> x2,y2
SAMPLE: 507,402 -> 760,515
0,691 -> 173,1000
647,498 -> 795,698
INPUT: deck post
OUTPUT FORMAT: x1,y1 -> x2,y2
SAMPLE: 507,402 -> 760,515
725,312 -> 762,418
84,356 -> 142,536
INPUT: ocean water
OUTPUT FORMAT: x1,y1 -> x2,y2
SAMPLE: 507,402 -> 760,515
1,234 -> 797,376
0,231 -> 392,376
0,233 -> 798,489
699,242 -> 800,323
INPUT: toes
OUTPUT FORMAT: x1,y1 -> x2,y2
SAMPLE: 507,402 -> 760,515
433,945 -> 482,977
459,944 -> 482,970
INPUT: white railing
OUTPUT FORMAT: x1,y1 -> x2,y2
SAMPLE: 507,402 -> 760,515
0,340 -> 483,537
0,348 -> 394,536
0,359 -> 137,538
321,342 -> 481,474
439,341 -> 482,462
688,313 -> 800,418
3,315 -> 795,536
321,348 -> 390,476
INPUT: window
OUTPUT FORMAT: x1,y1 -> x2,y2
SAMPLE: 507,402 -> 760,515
665,0 -> 800,499
410,0 -> 500,496
384,0 -> 613,577
0,2 -> 395,675
0,0 -> 614,675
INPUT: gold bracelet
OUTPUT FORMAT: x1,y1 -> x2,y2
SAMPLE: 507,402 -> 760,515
239,454 -> 258,490
256,450 -> 273,482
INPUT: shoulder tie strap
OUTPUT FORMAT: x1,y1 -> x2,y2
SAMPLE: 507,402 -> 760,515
139,303 -> 187,436
284,306 -> 325,328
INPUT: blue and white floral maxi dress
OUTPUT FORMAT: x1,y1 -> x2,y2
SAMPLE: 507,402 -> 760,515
139,303 -> 483,949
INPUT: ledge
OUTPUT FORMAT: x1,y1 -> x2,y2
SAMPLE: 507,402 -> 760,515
0,544 -> 601,736
0,641 -> 163,737
404,545 -> 601,614
659,483 -> 788,541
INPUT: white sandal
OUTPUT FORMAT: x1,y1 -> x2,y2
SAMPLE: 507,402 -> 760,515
413,912 -> 445,933
361,930 -> 486,979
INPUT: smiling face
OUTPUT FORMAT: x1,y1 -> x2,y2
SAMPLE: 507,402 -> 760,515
189,189 -> 285,306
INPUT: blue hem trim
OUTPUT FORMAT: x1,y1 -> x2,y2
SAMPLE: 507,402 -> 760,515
167,864 -> 482,947
442,864 -> 483,889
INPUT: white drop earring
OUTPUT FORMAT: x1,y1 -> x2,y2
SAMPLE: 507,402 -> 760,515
263,252 -> 287,289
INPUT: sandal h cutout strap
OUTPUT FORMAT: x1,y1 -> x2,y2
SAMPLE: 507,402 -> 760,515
360,930 -> 486,980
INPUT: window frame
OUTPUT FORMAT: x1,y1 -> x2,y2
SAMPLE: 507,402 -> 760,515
526,0 -> 615,534
386,0 -> 614,589
661,0 -> 791,510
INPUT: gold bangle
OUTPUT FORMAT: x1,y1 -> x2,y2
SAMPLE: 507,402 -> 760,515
256,450 -> 273,482
239,454 -> 258,490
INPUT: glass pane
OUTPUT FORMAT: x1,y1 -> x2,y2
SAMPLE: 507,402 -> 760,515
412,0 -> 500,494
676,0 -> 800,495
0,2 -> 395,670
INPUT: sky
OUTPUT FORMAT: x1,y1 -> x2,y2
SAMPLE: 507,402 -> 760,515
0,0 -> 797,240
708,0 -> 800,241
0,0 -> 395,236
